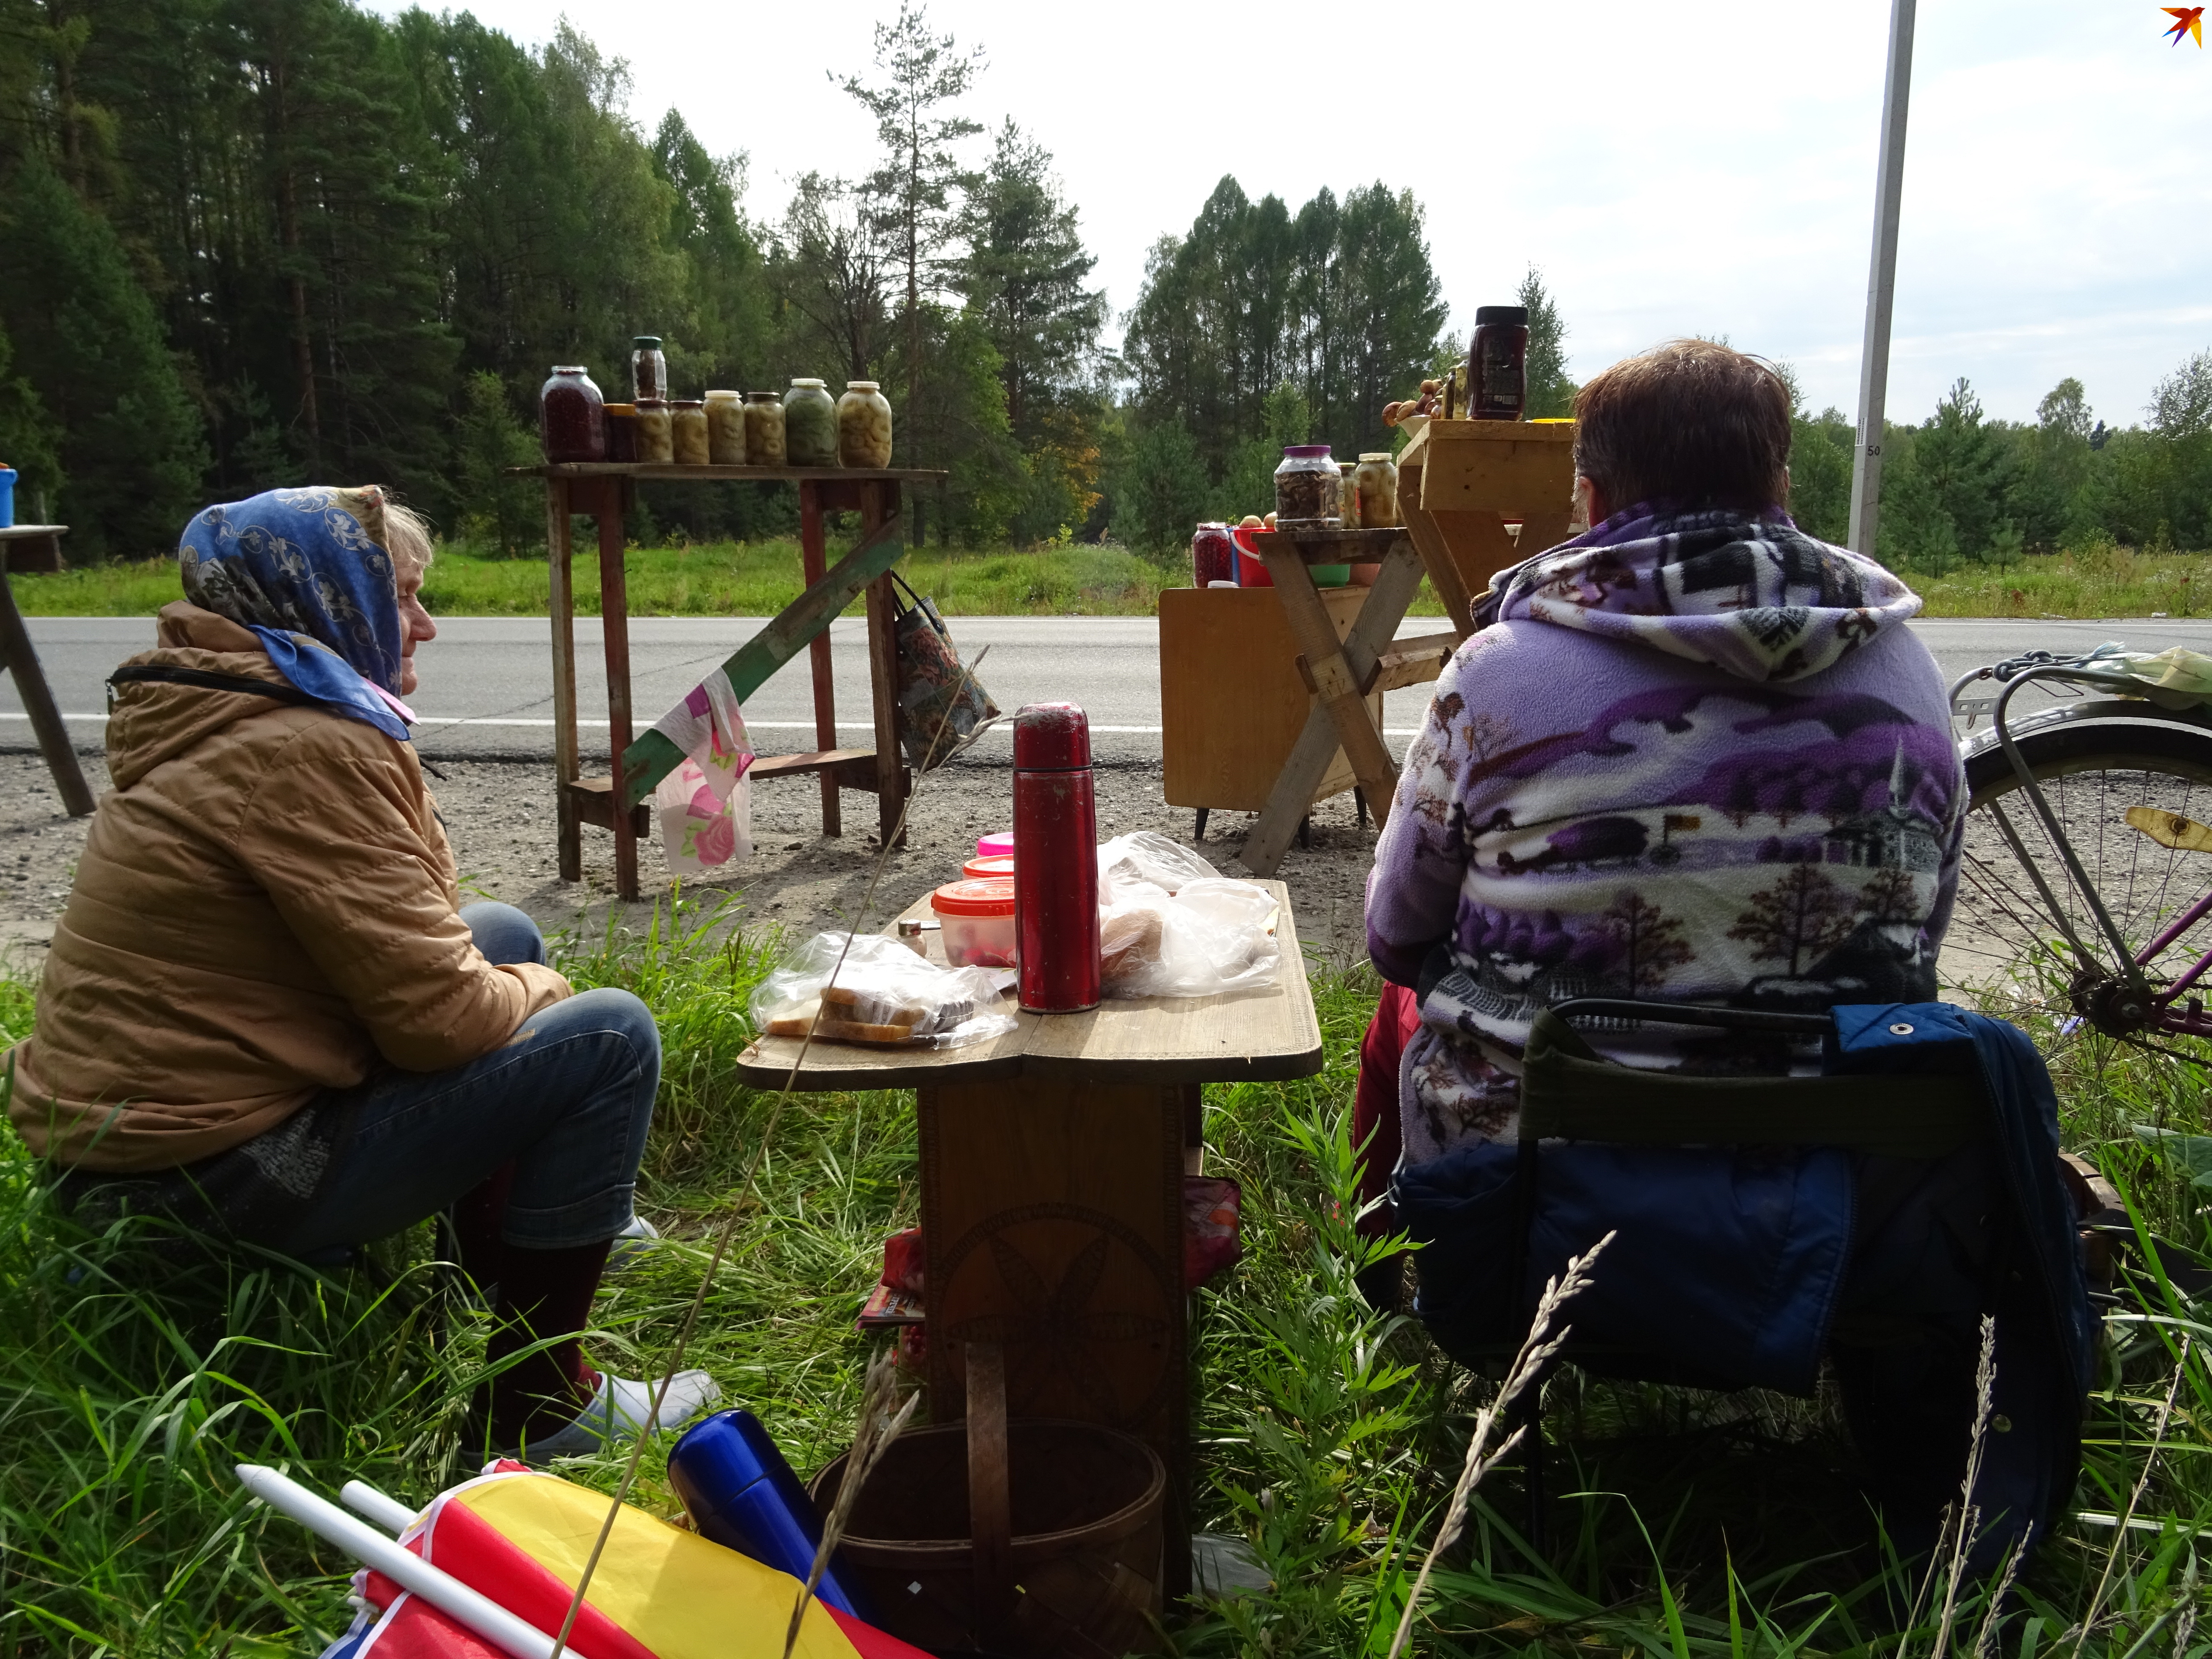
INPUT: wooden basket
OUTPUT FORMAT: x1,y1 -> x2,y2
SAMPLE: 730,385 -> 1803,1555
809,1348 -> 1166,1658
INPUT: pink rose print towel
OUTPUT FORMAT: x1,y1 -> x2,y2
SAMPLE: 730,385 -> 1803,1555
650,674 -> 755,877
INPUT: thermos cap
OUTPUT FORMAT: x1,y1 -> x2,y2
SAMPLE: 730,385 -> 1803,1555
1013,701 -> 1090,770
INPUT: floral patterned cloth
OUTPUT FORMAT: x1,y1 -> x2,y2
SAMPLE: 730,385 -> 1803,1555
1367,506 -> 1967,1166
177,486 -> 413,740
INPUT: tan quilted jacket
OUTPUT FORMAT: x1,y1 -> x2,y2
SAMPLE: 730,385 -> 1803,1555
5,604 -> 572,1172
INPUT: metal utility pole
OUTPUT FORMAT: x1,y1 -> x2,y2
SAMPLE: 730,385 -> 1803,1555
1848,0 -> 1916,557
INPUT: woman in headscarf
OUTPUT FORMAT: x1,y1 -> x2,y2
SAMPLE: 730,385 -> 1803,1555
4,486 -> 716,1457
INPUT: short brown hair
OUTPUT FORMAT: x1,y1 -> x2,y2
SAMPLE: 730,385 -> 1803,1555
1572,339 -> 1792,513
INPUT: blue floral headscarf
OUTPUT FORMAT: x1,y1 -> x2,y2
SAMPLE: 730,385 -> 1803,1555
177,486 -> 414,742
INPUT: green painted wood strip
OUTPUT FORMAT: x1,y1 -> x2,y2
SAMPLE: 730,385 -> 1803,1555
620,515 -> 906,806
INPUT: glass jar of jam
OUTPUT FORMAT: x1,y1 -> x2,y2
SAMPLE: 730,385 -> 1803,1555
1470,305 -> 1529,421
1191,522 -> 1237,587
1272,444 -> 1340,527
705,390 -> 746,465
783,378 -> 839,466
837,381 -> 893,468
1354,453 -> 1400,526
538,366 -> 605,463
602,402 -> 638,463
744,392 -> 786,467
670,398 -> 710,466
634,397 -> 674,464
631,335 -> 667,405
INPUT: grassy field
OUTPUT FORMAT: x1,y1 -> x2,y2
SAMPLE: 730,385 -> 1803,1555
2,899 -> 2208,1655
13,538 -> 2212,623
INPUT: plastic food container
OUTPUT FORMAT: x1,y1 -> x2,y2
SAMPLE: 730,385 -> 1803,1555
931,878 -> 1017,968
976,831 -> 1014,859
962,853 -> 1015,880
0,466 -> 15,530
1231,523 -> 1272,588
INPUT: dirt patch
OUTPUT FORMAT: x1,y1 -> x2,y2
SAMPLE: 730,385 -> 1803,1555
0,748 -> 1380,973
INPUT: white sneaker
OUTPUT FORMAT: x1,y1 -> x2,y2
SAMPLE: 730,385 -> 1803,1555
514,1369 -> 721,1459
607,1214 -> 660,1269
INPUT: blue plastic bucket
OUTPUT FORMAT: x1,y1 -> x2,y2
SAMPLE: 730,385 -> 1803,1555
0,468 -> 16,530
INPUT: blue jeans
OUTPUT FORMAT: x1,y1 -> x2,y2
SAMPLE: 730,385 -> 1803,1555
271,903 -> 660,1257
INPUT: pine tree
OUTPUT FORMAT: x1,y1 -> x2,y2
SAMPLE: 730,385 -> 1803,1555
1729,866 -> 1858,977
0,157 -> 206,555
1516,266 -> 1576,419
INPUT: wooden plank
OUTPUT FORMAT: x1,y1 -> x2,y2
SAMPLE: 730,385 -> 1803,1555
1396,442 -> 1477,643
619,513 -> 906,807
1158,587 -> 1377,813
799,480 -> 841,838
591,478 -> 638,900
1417,418 -> 1577,517
0,526 -> 65,574
546,480 -> 582,883
1254,542 -> 1402,820
563,776 -> 650,834
1238,542 -> 1427,876
863,481 -> 907,847
731,881 -> 1323,1091
0,556 -> 94,815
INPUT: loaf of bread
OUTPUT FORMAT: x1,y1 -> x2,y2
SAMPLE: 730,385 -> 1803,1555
1100,907 -> 1165,992
822,983 -> 927,1029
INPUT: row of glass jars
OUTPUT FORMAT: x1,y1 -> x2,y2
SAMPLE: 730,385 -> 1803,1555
539,367 -> 894,469
1271,446 -> 1402,529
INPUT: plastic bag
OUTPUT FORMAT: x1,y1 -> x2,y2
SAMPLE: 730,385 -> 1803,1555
1100,876 -> 1282,999
2076,642 -> 2212,710
1097,831 -> 1216,898
652,674 -> 754,877
749,932 -> 1018,1048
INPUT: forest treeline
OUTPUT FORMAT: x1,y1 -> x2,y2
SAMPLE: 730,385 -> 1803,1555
0,0 -> 2206,568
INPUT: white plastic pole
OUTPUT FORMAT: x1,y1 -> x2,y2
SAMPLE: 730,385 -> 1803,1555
1848,0 -> 1917,558
235,1464 -> 579,1659
341,1479 -> 420,1537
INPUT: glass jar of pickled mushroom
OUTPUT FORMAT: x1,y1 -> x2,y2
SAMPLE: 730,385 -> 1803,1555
783,378 -> 838,466
704,390 -> 746,465
838,381 -> 893,468
631,335 -> 667,405
602,402 -> 638,463
1354,452 -> 1400,527
670,399 -> 710,466
1272,444 -> 1340,527
538,366 -> 605,463
1338,462 -> 1359,528
743,391 -> 786,467
634,397 -> 674,465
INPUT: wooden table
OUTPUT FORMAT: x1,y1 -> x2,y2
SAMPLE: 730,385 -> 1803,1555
733,882 -> 1325,1604
0,525 -> 93,817
521,464 -> 944,900
1235,527 -> 1458,876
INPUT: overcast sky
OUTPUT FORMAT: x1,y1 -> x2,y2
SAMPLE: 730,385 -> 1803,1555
378,0 -> 2211,429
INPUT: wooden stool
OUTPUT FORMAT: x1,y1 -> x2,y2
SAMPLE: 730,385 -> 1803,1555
0,525 -> 94,817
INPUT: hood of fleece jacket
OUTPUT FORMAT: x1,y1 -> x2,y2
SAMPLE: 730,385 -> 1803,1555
1474,506 -> 1922,683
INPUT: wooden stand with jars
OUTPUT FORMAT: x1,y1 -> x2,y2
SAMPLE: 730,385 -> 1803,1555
517,462 -> 945,902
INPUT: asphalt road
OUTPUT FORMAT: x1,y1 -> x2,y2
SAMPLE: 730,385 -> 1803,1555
10,614 -> 2212,763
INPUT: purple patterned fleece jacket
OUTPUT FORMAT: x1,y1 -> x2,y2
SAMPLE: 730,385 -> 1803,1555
1365,506 -> 1965,1168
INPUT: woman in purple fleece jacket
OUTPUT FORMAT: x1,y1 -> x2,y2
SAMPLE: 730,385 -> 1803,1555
1360,340 -> 1965,1182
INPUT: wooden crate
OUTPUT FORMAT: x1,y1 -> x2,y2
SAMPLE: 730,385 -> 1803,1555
1159,586 -> 1381,813
1405,419 -> 1578,631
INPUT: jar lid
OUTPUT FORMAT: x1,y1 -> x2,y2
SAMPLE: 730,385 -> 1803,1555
550,364 -> 591,375
1013,701 -> 1091,769
846,381 -> 880,391
635,398 -> 668,409
1359,451 -> 1394,462
603,402 -> 637,415
790,378 -> 827,388
963,854 -> 1016,879
632,335 -> 664,347
704,389 -> 741,399
931,878 -> 1016,917
1282,444 -> 1333,458
670,398 -> 704,408
745,390 -> 780,402
1473,305 -> 1528,326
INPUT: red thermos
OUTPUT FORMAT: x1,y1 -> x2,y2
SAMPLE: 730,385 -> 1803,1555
1013,701 -> 1101,1013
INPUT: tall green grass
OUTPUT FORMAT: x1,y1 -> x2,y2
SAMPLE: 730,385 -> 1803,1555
1,917 -> 2208,1653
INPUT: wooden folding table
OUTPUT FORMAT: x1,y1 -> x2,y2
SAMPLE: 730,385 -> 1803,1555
524,464 -> 943,901
733,882 -> 1325,1610
0,524 -> 94,817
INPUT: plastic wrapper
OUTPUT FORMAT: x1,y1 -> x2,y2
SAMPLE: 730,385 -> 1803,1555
1097,831 -> 1216,897
750,932 -> 1017,1048
1099,876 -> 1282,999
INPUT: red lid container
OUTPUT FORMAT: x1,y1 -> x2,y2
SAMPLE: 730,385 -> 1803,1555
930,877 -> 1015,916
962,854 -> 1016,880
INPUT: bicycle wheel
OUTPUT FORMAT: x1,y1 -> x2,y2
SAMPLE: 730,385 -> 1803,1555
1945,701 -> 2212,1070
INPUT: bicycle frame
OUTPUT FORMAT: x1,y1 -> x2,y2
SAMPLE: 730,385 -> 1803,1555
1954,658 -> 2212,1040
